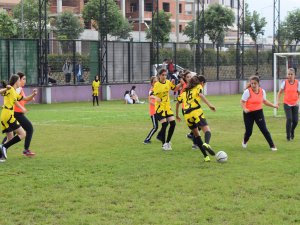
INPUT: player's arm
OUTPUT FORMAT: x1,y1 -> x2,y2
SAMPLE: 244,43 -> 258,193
263,99 -> 279,109
22,89 -> 37,101
199,93 -> 216,111
175,101 -> 181,122
0,84 -> 11,94
276,88 -> 284,107
240,99 -> 250,113
148,95 -> 156,106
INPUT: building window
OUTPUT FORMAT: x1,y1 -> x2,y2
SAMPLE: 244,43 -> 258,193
130,3 -> 138,12
230,0 -> 234,8
179,25 -> 182,33
163,3 -> 170,12
179,4 -> 182,13
185,3 -> 192,15
145,3 -> 153,12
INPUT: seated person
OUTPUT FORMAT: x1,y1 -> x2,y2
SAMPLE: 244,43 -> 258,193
129,86 -> 144,104
124,90 -> 136,104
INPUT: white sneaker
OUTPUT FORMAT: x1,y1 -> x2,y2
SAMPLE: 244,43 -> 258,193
167,142 -> 172,150
192,144 -> 199,150
271,147 -> 278,151
162,143 -> 172,151
0,144 -> 7,159
242,141 -> 247,148
0,158 -> 6,163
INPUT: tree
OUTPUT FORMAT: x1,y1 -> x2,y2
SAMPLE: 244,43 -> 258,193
82,0 -> 132,39
279,9 -> 300,50
145,10 -> 172,46
205,4 -> 235,48
13,0 -> 46,38
0,12 -> 18,38
54,11 -> 84,52
244,3 -> 267,45
183,16 -> 205,42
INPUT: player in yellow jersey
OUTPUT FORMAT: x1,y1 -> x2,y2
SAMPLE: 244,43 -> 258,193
151,69 -> 178,150
92,75 -> 100,106
177,75 -> 216,162
0,75 -> 37,161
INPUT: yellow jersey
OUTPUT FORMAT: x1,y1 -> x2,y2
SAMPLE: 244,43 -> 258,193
152,80 -> 175,111
2,88 -> 23,110
92,80 -> 101,96
177,84 -> 203,114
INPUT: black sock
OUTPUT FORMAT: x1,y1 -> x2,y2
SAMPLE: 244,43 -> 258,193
3,135 -> 21,149
166,120 -> 176,143
205,131 -> 211,144
160,122 -> 168,144
96,96 -> 99,105
195,136 -> 208,157
93,96 -> 95,105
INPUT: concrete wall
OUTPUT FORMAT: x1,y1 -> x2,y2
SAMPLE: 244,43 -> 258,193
0,79 -> 278,105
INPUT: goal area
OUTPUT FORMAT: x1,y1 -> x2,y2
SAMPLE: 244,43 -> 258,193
273,52 -> 300,116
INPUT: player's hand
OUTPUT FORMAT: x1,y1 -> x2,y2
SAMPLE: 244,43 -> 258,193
176,116 -> 181,122
209,105 -> 216,111
171,79 -> 175,84
6,85 -> 11,89
32,89 -> 38,95
156,97 -> 161,102
243,108 -> 250,113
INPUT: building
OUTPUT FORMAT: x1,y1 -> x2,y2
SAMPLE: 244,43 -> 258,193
1,0 -> 252,43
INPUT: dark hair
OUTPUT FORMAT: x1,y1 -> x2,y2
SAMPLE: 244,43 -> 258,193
158,69 -> 167,75
95,75 -> 99,81
150,76 -> 157,85
124,90 -> 130,97
17,72 -> 25,79
245,75 -> 260,89
131,86 -> 136,90
197,75 -> 206,84
1,80 -> 7,88
185,76 -> 200,91
9,74 -> 20,86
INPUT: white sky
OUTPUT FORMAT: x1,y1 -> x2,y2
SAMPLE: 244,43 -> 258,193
246,0 -> 299,37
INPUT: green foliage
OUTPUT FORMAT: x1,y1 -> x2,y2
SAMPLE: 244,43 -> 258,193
0,12 -> 18,38
244,3 -> 267,44
279,9 -> 300,48
176,48 -> 193,69
183,17 -> 205,42
82,0 -> 132,39
205,4 -> 235,47
54,11 -> 84,40
48,54 -> 89,71
13,0 -> 48,38
0,96 -> 299,224
157,48 -> 173,63
146,10 -> 172,46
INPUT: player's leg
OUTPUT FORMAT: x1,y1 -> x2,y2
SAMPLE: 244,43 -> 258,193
284,104 -> 293,140
243,111 -> 255,147
290,105 -> 299,140
143,114 -> 158,144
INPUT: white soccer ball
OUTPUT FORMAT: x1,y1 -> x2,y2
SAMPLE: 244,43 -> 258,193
216,151 -> 228,163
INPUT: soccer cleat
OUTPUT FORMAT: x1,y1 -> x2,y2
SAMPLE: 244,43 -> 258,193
291,132 -> 294,140
271,147 -> 278,151
202,143 -> 215,156
143,140 -> 151,144
162,143 -> 172,151
23,150 -> 35,157
203,156 -> 211,162
242,141 -> 247,148
0,158 -> 6,163
0,144 -> 7,159
186,133 -> 193,140
192,144 -> 199,150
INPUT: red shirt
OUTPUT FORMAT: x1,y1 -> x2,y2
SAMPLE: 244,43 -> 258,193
283,79 -> 299,106
14,87 -> 26,113
245,87 -> 263,112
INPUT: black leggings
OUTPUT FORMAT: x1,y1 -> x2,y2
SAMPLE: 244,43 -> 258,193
14,112 -> 33,150
283,104 -> 299,139
144,114 -> 158,141
93,96 -> 99,105
243,109 -> 275,148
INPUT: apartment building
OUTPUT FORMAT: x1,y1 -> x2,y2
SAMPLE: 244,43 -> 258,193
0,0 -> 242,42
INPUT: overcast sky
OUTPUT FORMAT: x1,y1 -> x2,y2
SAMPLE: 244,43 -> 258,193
246,0 -> 299,37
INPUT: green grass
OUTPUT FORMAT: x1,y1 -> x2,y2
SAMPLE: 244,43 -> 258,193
0,94 -> 299,225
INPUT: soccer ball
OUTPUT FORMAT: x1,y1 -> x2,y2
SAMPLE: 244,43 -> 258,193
216,151 -> 228,163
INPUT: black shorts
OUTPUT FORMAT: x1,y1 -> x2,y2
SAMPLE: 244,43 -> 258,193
2,119 -> 20,133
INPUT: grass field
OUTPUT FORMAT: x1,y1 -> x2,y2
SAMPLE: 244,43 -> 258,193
0,94 -> 299,225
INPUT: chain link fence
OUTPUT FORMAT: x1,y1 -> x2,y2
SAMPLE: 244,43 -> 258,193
0,38 -> 299,85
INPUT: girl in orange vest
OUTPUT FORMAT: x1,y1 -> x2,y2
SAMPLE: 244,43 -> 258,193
240,75 -> 278,151
143,76 -> 159,144
277,68 -> 300,141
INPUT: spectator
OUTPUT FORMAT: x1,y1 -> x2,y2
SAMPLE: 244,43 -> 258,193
167,59 -> 175,80
124,90 -> 136,104
47,66 -> 57,85
75,60 -> 84,83
62,58 -> 72,84
130,86 -> 144,104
